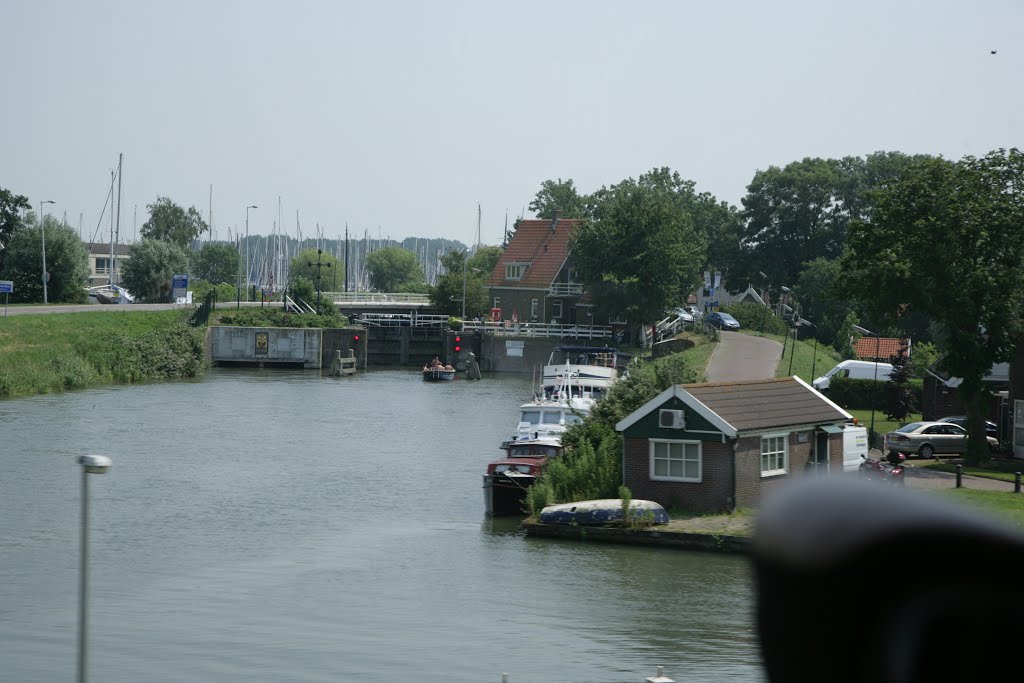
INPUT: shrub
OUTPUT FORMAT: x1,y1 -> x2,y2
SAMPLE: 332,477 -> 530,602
829,376 -> 922,410
722,302 -> 787,334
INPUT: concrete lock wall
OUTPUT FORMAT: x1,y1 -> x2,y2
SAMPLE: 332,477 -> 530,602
321,328 -> 368,369
210,326 -> 322,368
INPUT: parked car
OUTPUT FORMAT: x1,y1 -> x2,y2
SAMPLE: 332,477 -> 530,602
705,311 -> 740,330
812,359 -> 895,391
936,416 -> 998,439
672,308 -> 694,323
684,305 -> 702,319
883,421 -> 998,459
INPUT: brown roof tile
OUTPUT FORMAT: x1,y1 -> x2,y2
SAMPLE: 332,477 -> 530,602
487,219 -> 580,290
852,337 -> 910,361
685,377 -> 849,432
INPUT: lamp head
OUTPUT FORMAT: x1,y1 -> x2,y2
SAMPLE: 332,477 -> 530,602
851,324 -> 875,336
79,454 -> 112,474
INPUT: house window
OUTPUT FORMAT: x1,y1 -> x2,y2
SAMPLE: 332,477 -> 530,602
530,299 -> 538,318
761,433 -> 789,476
95,257 -> 110,274
493,297 -> 500,309
567,267 -> 577,283
552,300 -> 563,319
650,439 -> 702,482
505,263 -> 528,280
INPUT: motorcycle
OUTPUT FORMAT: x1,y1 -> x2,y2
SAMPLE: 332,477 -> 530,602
859,451 -> 906,486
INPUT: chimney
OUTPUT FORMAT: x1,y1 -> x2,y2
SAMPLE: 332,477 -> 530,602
550,208 -> 560,234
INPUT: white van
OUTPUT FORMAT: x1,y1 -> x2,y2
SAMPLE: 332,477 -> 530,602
812,360 -> 894,391
842,424 -> 869,473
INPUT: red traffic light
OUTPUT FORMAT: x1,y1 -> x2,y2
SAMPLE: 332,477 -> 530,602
454,346 -> 461,352
353,335 -> 360,342
455,336 -> 461,343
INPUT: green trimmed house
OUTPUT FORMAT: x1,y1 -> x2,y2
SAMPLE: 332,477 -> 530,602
615,377 -> 853,512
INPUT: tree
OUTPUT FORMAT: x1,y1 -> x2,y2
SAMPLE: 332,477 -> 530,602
428,248 -> 494,317
120,238 -> 190,303
0,215 -> 89,303
794,257 -> 859,347
289,248 -> 341,293
571,169 -> 707,338
883,349 -> 917,422
841,149 -> 1024,465
529,178 -> 588,219
192,243 -> 239,284
738,152 -> 931,295
141,197 -> 208,249
0,187 -> 31,264
364,246 -> 423,292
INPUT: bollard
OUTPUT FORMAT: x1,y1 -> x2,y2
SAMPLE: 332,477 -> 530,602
1016,472 -> 1021,494
956,464 -> 962,488
501,674 -> 508,683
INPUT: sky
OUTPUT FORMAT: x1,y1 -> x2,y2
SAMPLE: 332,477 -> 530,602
4,1 -> 1022,247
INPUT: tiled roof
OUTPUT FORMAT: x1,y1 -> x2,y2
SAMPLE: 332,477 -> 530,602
487,219 -> 580,290
852,337 -> 910,361
685,377 -> 850,432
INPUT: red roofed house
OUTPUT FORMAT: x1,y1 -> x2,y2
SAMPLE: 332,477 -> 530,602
485,217 -> 595,325
852,337 -> 911,362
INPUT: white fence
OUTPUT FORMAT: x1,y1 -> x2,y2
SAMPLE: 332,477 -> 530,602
462,320 -> 613,339
326,292 -> 430,304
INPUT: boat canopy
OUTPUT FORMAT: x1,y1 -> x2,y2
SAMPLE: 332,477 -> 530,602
554,345 -> 618,354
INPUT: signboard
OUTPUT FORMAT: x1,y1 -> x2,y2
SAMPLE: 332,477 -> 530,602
172,273 -> 189,301
506,340 -> 524,358
255,332 -> 269,355
703,271 -> 711,289
0,280 -> 13,294
714,270 -> 721,291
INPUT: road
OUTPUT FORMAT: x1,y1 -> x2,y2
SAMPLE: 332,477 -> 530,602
0,301 -> 268,316
705,330 -> 783,382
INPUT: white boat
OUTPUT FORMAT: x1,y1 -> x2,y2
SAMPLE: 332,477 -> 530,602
538,499 -> 670,525
87,284 -> 135,304
541,346 -> 624,402
506,368 -> 595,444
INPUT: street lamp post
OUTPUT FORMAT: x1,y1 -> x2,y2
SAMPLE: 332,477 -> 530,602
852,324 -> 882,443
461,250 -> 469,319
308,248 -> 331,311
78,454 -> 112,683
40,200 -> 55,304
799,318 -> 819,383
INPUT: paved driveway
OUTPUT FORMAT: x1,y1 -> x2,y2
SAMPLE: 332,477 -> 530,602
705,331 -> 783,382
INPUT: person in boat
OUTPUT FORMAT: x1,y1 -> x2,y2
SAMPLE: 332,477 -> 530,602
443,363 -> 455,371
430,357 -> 442,368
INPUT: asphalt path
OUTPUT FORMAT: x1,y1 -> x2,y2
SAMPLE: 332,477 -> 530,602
705,330 -> 783,382
0,301 -> 268,316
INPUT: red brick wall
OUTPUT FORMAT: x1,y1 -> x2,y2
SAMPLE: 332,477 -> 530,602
623,437 -> 735,513
625,432 -> 847,512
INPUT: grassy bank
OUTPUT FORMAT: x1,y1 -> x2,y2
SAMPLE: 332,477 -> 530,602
0,310 -> 206,398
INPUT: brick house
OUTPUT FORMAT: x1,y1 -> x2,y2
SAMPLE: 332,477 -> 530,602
485,218 -> 595,324
615,377 -> 853,513
87,243 -> 131,287
852,337 -> 910,362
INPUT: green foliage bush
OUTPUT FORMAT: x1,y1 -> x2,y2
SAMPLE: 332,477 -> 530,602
189,279 -> 237,304
829,377 -> 923,410
722,302 -> 787,334
290,276 -> 316,303
217,306 -> 348,329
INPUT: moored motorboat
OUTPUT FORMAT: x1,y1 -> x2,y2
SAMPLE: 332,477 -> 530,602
422,367 -> 456,382
482,435 -> 563,516
541,346 -> 627,402
538,499 -> 670,526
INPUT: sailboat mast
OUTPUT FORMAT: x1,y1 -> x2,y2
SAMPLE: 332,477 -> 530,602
113,153 -> 123,284
108,169 -> 115,285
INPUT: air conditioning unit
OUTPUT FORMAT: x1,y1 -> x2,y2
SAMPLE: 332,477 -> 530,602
659,409 -> 685,429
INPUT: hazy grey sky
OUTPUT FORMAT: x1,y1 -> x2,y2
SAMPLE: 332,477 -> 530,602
4,1 -> 1021,247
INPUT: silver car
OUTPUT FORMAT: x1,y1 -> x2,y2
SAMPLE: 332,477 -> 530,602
883,421 -> 998,459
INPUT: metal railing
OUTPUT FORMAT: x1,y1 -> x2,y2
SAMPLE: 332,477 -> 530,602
547,282 -> 584,296
189,291 -> 216,327
326,292 -> 431,304
462,320 -> 613,339
355,313 -> 451,327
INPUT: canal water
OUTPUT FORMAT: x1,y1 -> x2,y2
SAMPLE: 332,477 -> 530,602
0,369 -> 763,682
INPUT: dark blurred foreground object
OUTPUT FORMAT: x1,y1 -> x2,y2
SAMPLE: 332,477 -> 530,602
754,479 -> 1024,683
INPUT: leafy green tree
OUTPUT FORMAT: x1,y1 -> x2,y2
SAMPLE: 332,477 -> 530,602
841,149 -> 1024,465
572,169 -> 707,338
883,349 -> 917,422
0,215 -> 89,303
364,246 -> 423,292
529,178 -> 588,219
0,187 -> 31,263
192,243 -> 239,284
794,257 -> 861,347
289,248 -> 341,293
428,249 -> 491,317
738,152 -> 931,295
120,238 -> 190,303
141,197 -> 208,249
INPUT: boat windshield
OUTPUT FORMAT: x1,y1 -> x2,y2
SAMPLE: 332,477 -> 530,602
509,445 -> 559,457
541,411 -> 563,425
520,410 -> 541,425
495,464 -> 533,473
564,414 -> 583,425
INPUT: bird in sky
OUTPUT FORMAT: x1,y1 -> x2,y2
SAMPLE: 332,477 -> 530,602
991,50 -> 998,54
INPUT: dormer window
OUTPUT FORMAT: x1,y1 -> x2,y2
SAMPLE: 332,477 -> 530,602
505,262 -> 529,280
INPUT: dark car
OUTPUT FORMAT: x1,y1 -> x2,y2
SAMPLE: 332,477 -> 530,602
937,416 -> 998,439
705,311 -> 740,330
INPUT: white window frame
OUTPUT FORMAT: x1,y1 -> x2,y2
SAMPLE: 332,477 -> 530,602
493,297 -> 500,309
552,299 -> 563,319
761,432 -> 789,477
531,298 -> 539,318
649,438 -> 702,483
505,262 -> 529,280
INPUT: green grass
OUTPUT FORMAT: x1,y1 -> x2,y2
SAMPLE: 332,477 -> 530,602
0,310 -> 206,398
846,409 -> 922,439
677,332 -> 717,381
771,332 -> 843,384
931,488 -> 1024,532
